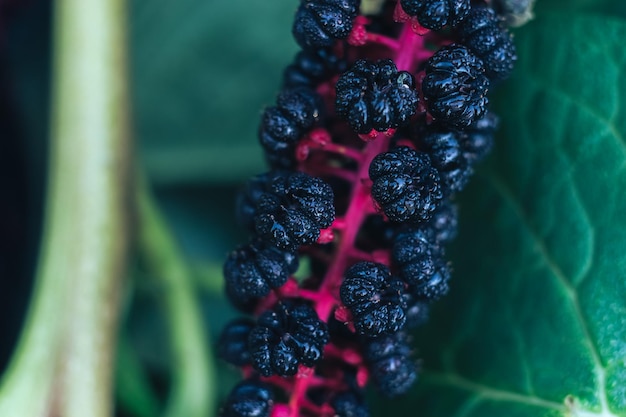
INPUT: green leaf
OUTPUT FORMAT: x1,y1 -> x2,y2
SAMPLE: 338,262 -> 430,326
536,0 -> 626,18
131,0 -> 299,184
372,14 -> 626,417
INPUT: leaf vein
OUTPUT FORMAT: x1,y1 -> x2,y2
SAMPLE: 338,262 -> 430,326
520,73 -> 626,158
485,173 -> 616,416
422,371 -> 566,411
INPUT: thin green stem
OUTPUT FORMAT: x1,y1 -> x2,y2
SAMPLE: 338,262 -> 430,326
136,177 -> 216,417
115,333 -> 160,417
0,0 -> 130,416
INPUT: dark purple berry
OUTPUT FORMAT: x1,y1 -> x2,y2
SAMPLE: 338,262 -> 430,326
425,201 -> 458,244
223,239 -> 298,302
363,332 -> 418,397
420,127 -> 472,195
236,171 -> 283,232
283,48 -> 347,89
220,380 -> 274,417
410,263 -> 450,300
259,88 -> 323,169
292,0 -> 361,49
331,391 -> 370,417
458,6 -> 517,80
218,318 -> 255,366
400,0 -> 470,30
369,146 -> 443,224
393,227 -> 450,300
340,262 -> 407,337
248,301 -> 329,376
336,59 -> 419,134
459,111 -> 498,165
393,228 -> 439,285
422,44 -> 489,128
254,171 -> 335,251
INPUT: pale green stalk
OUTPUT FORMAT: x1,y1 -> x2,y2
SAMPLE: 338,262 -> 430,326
0,0 -> 130,416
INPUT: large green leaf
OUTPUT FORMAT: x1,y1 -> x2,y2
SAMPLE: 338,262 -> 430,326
372,14 -> 626,417
131,0 -> 299,184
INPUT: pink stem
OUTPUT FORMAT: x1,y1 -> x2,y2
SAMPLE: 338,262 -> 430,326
366,32 -> 400,50
285,23 -> 428,417
313,142 -> 364,162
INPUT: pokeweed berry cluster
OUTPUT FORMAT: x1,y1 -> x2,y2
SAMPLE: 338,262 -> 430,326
218,1 -> 516,416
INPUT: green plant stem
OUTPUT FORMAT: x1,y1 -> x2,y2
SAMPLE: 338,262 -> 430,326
0,0 -> 130,416
136,178 -> 216,417
115,333 -> 160,417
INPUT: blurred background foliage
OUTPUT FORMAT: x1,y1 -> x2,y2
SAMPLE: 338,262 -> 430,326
1,0 -> 625,416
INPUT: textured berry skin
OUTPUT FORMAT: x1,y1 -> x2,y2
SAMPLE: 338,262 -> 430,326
335,59 -> 419,134
393,227 -> 451,299
248,301 -> 330,376
340,262 -> 407,337
422,44 -> 489,128
392,228 -> 439,285
400,0 -> 470,30
460,111 -> 498,165
223,239 -> 298,302
331,391 -> 370,417
236,172 -> 280,232
259,88 -> 323,169
369,146 -> 443,224
425,201 -> 458,244
458,6 -> 517,80
220,380 -> 274,417
420,127 -> 472,195
218,318 -> 255,366
283,48 -> 347,89
364,332 -> 417,397
254,171 -> 335,251
293,0 -> 360,49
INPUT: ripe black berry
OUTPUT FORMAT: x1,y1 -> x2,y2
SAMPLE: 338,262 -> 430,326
283,47 -> 347,89
364,332 -> 417,397
248,301 -> 329,376
393,228 -> 439,285
369,146 -> 443,224
340,262 -> 407,337
218,318 -> 255,366
459,111 -> 498,165
223,239 -> 298,302
220,380 -> 274,417
331,391 -> 370,417
393,227 -> 450,300
420,127 -> 472,196
422,44 -> 489,128
400,0 -> 470,30
292,0 -> 361,49
254,171 -> 335,251
458,6 -> 517,80
259,88 -> 323,169
425,200 -> 458,245
236,171 -> 281,232
335,59 -> 419,134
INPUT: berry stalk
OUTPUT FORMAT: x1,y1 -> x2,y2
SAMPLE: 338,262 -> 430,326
218,1 -> 517,416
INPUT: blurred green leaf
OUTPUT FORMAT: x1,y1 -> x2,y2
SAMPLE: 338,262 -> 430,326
536,0 -> 626,17
131,0 -> 299,184
372,14 -> 626,417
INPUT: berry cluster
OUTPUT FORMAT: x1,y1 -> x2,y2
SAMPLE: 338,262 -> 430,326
218,1 -> 516,416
